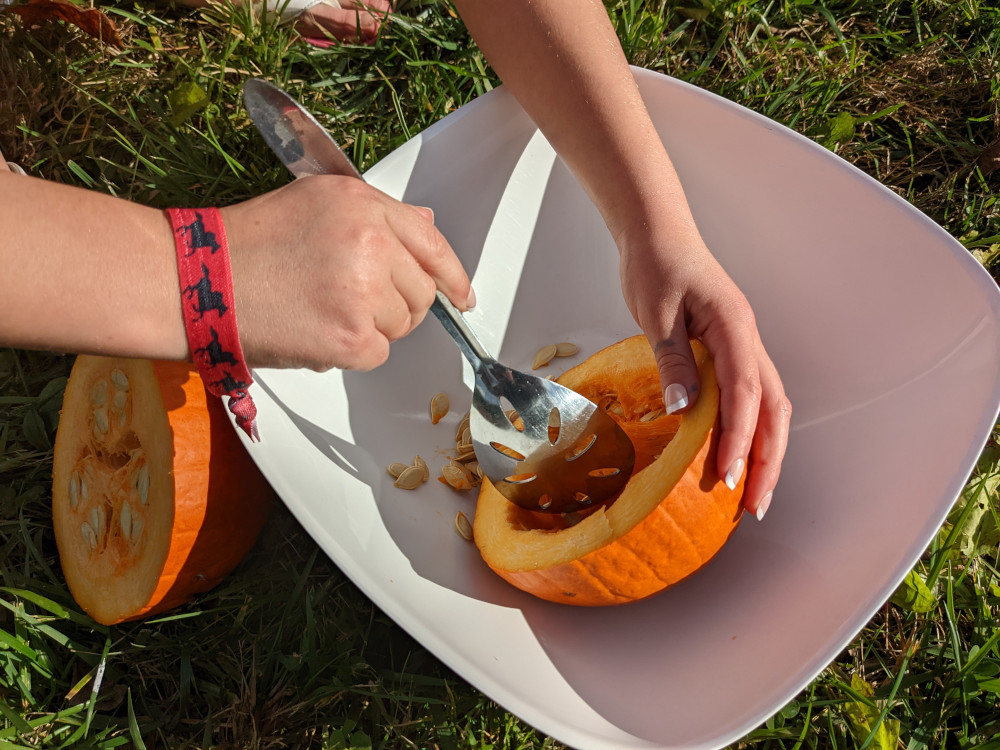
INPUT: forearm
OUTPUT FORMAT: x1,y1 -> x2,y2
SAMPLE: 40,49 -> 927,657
0,173 -> 188,359
453,0 -> 698,245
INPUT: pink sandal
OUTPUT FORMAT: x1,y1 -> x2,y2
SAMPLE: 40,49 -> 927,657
265,0 -> 390,46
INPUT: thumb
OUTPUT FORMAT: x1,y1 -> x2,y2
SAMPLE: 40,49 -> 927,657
649,318 -> 701,415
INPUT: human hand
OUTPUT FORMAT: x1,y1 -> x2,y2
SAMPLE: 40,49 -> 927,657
220,175 -> 474,371
617,221 -> 791,521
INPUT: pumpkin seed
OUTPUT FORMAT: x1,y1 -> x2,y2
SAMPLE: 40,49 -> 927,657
120,501 -> 133,540
135,464 -> 150,505
113,388 -> 128,411
640,408 -> 666,422
504,408 -> 525,432
442,463 -> 473,491
130,516 -> 144,545
532,344 -> 557,370
91,380 -> 109,407
89,506 -> 105,537
555,342 -> 579,357
605,401 -> 625,417
93,407 -> 109,437
111,368 -> 129,391
467,461 -> 482,479
81,522 -> 98,551
455,412 -> 470,443
387,462 -> 408,478
453,444 -> 476,462
394,465 -> 425,490
492,442 -> 525,460
598,393 -> 619,410
413,455 -> 430,482
454,511 -> 474,541
430,392 -> 450,425
69,473 -> 80,510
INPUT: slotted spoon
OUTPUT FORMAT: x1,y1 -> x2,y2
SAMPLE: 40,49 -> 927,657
243,78 -> 635,513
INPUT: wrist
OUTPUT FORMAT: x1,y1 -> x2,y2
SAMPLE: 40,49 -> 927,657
166,207 -> 259,440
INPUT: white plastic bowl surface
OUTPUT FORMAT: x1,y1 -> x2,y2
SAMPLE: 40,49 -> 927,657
240,68 -> 1000,748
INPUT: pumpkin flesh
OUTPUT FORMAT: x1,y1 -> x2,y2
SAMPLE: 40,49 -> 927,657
474,336 -> 744,606
52,357 -> 271,625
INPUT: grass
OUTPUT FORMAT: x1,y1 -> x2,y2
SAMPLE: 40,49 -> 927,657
1,0 -> 999,746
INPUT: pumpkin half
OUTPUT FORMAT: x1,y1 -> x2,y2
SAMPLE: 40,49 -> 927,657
52,356 -> 272,625
473,336 -> 744,606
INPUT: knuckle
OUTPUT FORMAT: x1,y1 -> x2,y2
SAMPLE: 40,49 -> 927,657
731,368 -> 763,404
775,394 -> 793,422
653,342 -> 694,376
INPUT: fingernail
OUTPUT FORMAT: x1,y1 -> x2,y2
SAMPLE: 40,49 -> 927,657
725,458 -> 745,491
664,383 -> 688,414
755,491 -> 772,521
466,286 -> 477,310
417,206 -> 435,223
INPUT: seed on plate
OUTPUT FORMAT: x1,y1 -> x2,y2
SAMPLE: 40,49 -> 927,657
387,462 -> 408,478
394,465 -> 426,490
505,408 -> 524,432
555,342 -> 579,357
413,454 -> 430,482
430,392 -> 450,425
467,461 -> 482,479
455,412 -> 470,443
453,444 -> 476,462
532,344 -> 558,370
442,463 -> 474,491
454,511 -> 474,541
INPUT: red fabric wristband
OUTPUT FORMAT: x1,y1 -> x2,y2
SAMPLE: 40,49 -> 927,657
167,207 -> 259,441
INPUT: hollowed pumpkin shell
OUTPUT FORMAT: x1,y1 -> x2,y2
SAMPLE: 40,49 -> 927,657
473,336 -> 744,606
52,357 -> 272,625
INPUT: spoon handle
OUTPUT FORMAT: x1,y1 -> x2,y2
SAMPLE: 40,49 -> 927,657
429,292 -> 493,369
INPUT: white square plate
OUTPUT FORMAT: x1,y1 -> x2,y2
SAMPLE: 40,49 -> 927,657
240,69 -> 1000,748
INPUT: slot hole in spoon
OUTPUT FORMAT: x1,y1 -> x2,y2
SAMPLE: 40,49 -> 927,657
548,408 -> 560,444
566,433 -> 597,461
491,442 -> 526,461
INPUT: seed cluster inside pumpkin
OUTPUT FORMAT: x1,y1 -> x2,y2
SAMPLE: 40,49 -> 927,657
68,368 -> 150,561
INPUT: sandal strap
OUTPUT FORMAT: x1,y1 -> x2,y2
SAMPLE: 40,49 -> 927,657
265,0 -> 341,25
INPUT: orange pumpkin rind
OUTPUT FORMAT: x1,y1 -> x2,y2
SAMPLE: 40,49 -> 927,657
473,336 -> 744,606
